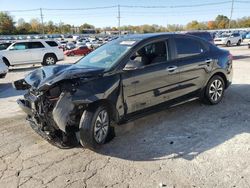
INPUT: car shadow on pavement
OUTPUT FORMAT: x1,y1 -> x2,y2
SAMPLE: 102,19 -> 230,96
98,84 -> 250,161
9,65 -> 41,72
233,55 -> 250,60
0,83 -> 24,98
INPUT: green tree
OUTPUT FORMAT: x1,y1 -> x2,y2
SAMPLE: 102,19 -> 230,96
0,12 -> 15,34
16,18 -> 32,34
215,15 -> 229,29
30,18 -> 41,33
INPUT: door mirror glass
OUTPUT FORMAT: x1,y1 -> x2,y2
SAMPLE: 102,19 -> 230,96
8,46 -> 15,50
123,60 -> 141,71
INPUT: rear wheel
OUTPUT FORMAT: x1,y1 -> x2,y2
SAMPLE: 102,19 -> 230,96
79,105 -> 111,150
202,75 -> 225,105
226,41 -> 231,47
42,54 -> 57,66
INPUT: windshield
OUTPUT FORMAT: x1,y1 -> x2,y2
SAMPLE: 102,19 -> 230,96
76,39 -> 133,70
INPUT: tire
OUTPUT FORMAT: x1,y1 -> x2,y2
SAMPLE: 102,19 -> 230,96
0,73 -> 7,78
3,58 -> 10,67
226,41 -> 231,47
237,40 -> 241,46
42,54 -> 57,66
79,105 -> 111,150
202,75 -> 225,105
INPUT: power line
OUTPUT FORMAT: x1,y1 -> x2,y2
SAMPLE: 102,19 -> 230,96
0,1 -> 235,13
2,9 -> 40,12
42,6 -> 117,11
120,1 -> 232,8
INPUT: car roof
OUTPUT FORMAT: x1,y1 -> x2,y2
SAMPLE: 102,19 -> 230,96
118,32 -> 176,40
11,39 -> 57,43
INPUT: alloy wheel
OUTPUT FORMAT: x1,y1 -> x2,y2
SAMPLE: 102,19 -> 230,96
94,109 -> 109,144
209,79 -> 223,102
46,57 -> 55,65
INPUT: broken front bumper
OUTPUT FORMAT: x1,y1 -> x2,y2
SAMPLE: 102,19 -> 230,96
17,98 -> 77,149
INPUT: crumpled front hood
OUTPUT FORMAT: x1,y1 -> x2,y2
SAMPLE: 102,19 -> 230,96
24,64 -> 105,91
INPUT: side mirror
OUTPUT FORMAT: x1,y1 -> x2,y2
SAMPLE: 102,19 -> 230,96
123,60 -> 140,71
8,46 -> 15,50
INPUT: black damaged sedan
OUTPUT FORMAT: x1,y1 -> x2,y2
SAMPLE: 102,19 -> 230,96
14,33 -> 233,150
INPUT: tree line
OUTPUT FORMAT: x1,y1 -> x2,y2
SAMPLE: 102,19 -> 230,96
0,12 -> 250,35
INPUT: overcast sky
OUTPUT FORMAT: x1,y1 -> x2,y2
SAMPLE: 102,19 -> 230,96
0,0 -> 249,27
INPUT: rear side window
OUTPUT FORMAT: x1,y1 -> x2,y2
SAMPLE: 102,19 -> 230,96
233,33 -> 240,37
28,42 -> 44,49
174,37 -> 205,59
45,41 -> 58,47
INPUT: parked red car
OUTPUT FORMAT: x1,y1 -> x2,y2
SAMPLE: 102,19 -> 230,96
64,46 -> 92,56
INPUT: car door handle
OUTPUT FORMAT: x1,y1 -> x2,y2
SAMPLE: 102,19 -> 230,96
166,66 -> 178,72
131,80 -> 139,84
205,59 -> 213,64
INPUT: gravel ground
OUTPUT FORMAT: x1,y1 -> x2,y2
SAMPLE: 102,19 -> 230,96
0,46 -> 249,188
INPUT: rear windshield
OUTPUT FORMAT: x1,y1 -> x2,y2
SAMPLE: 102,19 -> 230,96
45,41 -> 58,47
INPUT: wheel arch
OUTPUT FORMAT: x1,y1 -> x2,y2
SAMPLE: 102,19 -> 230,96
87,99 -> 120,123
43,52 -> 58,61
207,71 -> 229,89
2,56 -> 10,66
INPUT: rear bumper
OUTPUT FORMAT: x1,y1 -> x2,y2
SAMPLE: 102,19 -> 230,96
56,51 -> 65,61
214,41 -> 226,45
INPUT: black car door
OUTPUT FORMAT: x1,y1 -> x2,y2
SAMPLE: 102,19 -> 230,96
122,39 -> 180,114
172,36 -> 212,96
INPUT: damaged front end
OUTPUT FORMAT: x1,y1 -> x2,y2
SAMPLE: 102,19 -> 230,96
13,65 -> 107,148
16,83 -> 83,148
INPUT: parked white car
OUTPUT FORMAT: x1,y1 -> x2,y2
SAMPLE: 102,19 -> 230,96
0,56 -> 8,78
0,40 -> 64,66
214,33 -> 242,47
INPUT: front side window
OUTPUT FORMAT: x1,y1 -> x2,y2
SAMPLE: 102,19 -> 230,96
11,43 -> 28,50
174,37 -> 205,59
0,43 -> 11,50
130,41 -> 168,67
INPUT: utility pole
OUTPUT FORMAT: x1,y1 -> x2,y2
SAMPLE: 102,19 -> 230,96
40,8 -> 45,35
228,0 -> 234,30
117,4 -> 121,35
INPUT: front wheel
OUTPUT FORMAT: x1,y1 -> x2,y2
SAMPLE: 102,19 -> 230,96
202,75 -> 225,105
237,40 -> 241,46
79,105 -> 111,149
226,41 -> 231,47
